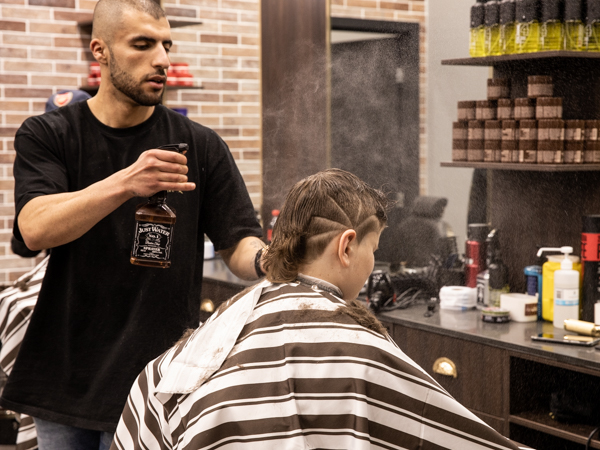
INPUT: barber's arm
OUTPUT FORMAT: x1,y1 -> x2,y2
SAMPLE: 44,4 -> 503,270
18,149 -> 195,251
218,236 -> 267,281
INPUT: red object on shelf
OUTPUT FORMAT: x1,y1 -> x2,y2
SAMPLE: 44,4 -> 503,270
177,73 -> 194,86
167,67 -> 178,86
168,62 -> 194,86
87,62 -> 101,87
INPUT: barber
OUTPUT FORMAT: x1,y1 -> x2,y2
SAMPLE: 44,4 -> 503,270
0,0 -> 266,448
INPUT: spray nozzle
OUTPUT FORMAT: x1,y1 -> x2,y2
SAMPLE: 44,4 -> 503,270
537,246 -> 574,270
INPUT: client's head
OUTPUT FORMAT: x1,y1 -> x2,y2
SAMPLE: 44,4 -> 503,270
263,168 -> 388,300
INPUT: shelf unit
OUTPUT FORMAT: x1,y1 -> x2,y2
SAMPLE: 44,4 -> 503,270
440,53 -> 600,448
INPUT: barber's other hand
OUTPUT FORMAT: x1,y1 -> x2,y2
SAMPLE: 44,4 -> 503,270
122,149 -> 196,198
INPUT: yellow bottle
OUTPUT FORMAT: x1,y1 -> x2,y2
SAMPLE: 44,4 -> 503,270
500,0 -> 517,54
515,0 -> 541,53
541,0 -> 563,51
470,0 -> 487,57
565,0 -> 585,50
586,2 -> 600,51
485,1 -> 503,55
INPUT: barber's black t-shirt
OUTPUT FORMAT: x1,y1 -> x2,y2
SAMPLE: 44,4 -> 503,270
1,102 -> 262,431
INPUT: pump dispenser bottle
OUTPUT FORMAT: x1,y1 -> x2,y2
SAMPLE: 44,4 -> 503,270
538,246 -> 581,328
565,0 -> 585,50
500,0 -> 518,53
541,0 -> 565,51
516,0 -> 541,53
485,0 -> 503,55
585,0 -> 600,51
471,0 -> 488,57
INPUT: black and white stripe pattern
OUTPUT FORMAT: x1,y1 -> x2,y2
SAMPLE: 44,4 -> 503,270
112,282 -> 528,450
0,256 -> 47,450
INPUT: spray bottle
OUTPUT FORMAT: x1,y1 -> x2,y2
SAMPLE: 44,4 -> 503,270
537,246 -> 581,328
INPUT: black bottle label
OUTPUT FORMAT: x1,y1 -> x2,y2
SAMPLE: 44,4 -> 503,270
131,221 -> 174,261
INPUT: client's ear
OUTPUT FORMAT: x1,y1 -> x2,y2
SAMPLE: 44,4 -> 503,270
337,229 -> 357,268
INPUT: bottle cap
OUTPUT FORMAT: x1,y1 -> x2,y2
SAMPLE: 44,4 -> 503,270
542,0 -> 563,22
516,0 -> 540,22
565,0 -> 584,21
471,2 -> 486,27
468,223 -> 489,241
500,0 -> 516,24
588,0 -> 600,23
485,1 -> 501,25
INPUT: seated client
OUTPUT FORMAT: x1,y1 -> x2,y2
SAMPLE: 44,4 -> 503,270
111,168 -> 526,450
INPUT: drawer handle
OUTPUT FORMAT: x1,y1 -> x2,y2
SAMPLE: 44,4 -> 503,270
201,298 -> 215,313
433,357 -> 457,378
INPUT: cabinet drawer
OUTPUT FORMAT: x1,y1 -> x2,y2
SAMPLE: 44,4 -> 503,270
392,325 -> 506,418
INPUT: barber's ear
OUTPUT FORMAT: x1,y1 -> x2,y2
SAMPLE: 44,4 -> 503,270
337,229 -> 357,268
90,38 -> 108,64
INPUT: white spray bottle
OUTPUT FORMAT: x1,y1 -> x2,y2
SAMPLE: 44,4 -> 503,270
537,246 -> 580,329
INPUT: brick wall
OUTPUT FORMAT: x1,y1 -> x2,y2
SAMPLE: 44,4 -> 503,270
0,0 -> 426,282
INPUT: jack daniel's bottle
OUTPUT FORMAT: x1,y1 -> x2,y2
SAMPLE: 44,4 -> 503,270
130,143 -> 188,268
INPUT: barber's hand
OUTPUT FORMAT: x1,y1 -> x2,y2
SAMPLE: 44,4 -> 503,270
122,149 -> 196,198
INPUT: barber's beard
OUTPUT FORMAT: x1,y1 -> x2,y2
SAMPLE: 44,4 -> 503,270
108,51 -> 163,106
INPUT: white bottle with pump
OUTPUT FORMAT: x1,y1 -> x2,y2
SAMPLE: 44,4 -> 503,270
538,246 -> 580,328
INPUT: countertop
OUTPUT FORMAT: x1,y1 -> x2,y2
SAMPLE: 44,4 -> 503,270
203,257 -> 600,372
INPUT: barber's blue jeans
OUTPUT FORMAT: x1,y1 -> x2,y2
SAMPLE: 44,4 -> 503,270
33,417 -> 114,450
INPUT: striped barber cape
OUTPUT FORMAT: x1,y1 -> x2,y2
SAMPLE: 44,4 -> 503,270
112,281 -> 529,450
0,256 -> 48,450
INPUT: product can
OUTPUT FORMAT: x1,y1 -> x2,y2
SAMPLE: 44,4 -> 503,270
518,119 -> 538,163
453,121 -> 469,140
514,97 -> 536,120
584,120 -> 600,163
468,120 -> 485,141
476,100 -> 498,121
564,120 -> 584,164
458,101 -> 477,121
501,120 -> 518,163
487,78 -> 511,100
527,75 -> 553,98
497,98 -> 514,120
536,97 -> 563,119
452,139 -> 468,161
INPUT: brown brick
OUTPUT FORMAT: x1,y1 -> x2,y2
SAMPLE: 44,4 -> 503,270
223,94 -> 259,103
224,139 -> 259,148
201,34 -> 237,45
6,88 -> 53,99
32,101 -> 47,112
2,6 -> 50,19
0,101 -> 29,112
201,105 -> 238,114
241,36 -> 258,46
5,141 -> 15,151
32,49 -> 79,61
412,3 -> 425,12
79,0 -> 98,10
223,70 -> 259,80
0,74 -> 27,84
30,0 -> 74,6
4,61 -> 53,73
331,0 -> 343,4
347,0 -> 377,6
242,128 -> 260,137
0,132 -> 16,143
199,9 -> 238,22
201,82 -> 238,91
240,13 -> 258,23
364,10 -> 395,19
220,23 -> 258,34
222,47 -> 258,57
241,150 -> 260,159
0,20 -> 25,31
0,0 -> 25,4
379,1 -> 408,9
173,44 -> 219,55
165,6 -> 198,18
170,30 -> 198,42
2,34 -> 50,46
181,92 -> 220,102
241,173 -> 261,183
241,105 -> 260,114
189,116 -> 219,126
179,0 -> 218,6
5,114 -> 29,125
212,128 -> 240,137
55,37 -> 91,48
30,22 -> 79,34
224,116 -> 259,126
221,0 -> 258,11
0,154 -> 15,164
200,58 -> 238,68
31,75 -> 80,85
241,59 -> 259,69
53,11 -> 93,22
0,48 -> 27,58
55,63 -> 89,74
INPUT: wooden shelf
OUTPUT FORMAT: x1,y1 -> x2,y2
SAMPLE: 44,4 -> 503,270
441,161 -> 600,171
77,17 -> 202,33
442,51 -> 600,66
509,412 -> 600,449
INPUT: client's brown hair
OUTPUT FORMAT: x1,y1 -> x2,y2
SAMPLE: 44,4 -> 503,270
263,169 -> 388,283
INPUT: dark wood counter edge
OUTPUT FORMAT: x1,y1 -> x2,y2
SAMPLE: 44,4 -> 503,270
378,310 -> 600,374
441,162 -> 600,172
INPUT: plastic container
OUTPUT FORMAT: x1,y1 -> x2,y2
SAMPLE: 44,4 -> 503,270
500,293 -> 538,322
537,247 -> 582,325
